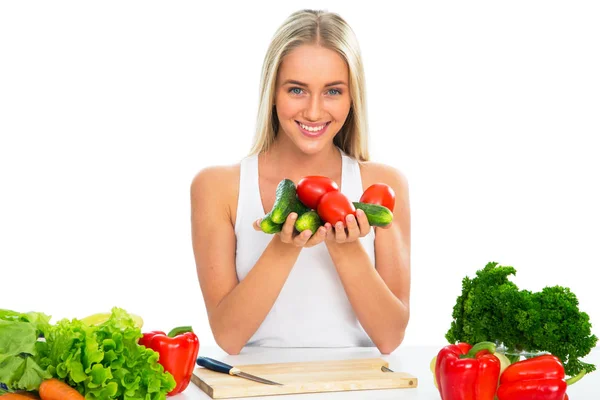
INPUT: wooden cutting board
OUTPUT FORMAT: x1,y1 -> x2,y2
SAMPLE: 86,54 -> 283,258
191,357 -> 417,399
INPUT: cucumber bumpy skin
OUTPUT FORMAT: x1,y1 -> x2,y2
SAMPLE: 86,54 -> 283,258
269,179 -> 310,224
260,202 -> 309,234
352,202 -> 393,227
260,213 -> 282,234
294,210 -> 322,235
293,200 -> 311,216
269,179 -> 298,224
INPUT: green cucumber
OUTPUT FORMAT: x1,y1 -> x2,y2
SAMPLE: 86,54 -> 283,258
260,213 -> 282,234
293,200 -> 311,216
352,202 -> 393,227
294,210 -> 322,235
269,179 -> 308,224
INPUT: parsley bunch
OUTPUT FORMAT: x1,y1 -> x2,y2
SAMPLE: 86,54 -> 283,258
446,262 -> 598,377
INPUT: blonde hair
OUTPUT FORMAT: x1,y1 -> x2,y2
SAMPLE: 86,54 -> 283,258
248,9 -> 370,161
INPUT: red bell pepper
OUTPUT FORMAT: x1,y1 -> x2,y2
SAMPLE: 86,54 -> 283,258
435,341 -> 501,400
139,326 -> 200,396
497,354 -> 584,400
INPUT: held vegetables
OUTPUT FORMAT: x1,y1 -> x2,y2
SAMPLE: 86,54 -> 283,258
259,177 -> 395,235
267,179 -> 309,224
260,179 -> 309,233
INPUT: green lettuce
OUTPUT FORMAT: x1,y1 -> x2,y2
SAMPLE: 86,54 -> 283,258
39,307 -> 175,400
1,307 -> 175,399
0,309 -> 52,391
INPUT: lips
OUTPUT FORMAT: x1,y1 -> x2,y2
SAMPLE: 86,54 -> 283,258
295,121 -> 331,138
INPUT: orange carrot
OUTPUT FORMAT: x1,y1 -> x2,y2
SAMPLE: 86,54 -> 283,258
38,379 -> 84,400
0,393 -> 39,400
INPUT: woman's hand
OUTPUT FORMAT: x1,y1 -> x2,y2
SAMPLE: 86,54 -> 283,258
254,212 -> 329,248
325,208 -> 388,244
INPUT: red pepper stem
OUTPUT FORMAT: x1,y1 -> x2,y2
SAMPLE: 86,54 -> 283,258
460,341 -> 497,359
167,326 -> 194,338
565,368 -> 587,386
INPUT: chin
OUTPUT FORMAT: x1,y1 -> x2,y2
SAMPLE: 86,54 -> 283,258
294,137 -> 332,155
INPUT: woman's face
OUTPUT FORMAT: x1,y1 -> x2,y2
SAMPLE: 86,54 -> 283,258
274,44 -> 351,155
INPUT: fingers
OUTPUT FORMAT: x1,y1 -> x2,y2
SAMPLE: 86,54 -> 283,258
273,212 -> 373,247
279,213 -> 297,243
293,229 -> 313,246
324,221 -> 346,243
280,213 -> 321,247
345,213 -> 360,241
304,225 -> 328,247
324,222 -> 335,241
323,211 -> 371,244
334,221 -> 346,243
355,209 -> 372,236
253,218 -> 262,231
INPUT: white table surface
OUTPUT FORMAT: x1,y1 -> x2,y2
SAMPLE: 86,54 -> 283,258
171,345 -> 600,400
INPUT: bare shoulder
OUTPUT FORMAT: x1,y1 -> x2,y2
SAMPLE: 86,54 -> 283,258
191,164 -> 240,191
359,162 -> 409,196
191,163 -> 241,223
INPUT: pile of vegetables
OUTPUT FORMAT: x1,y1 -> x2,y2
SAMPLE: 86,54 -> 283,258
259,176 -> 395,236
445,262 -> 597,376
0,307 -> 176,399
432,261 -> 598,399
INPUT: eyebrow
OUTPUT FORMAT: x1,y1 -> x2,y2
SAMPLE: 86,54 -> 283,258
282,79 -> 347,87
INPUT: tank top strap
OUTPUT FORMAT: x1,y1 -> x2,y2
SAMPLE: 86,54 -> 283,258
339,147 -> 364,201
235,154 -> 261,235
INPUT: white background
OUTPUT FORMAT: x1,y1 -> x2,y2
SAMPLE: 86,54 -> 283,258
1,1 -> 599,350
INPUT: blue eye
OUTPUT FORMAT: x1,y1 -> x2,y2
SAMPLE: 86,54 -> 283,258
328,88 -> 342,95
289,87 -> 303,95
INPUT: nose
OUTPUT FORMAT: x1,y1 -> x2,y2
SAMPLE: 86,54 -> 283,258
305,94 -> 324,121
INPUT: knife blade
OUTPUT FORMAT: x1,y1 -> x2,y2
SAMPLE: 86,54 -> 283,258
196,356 -> 283,386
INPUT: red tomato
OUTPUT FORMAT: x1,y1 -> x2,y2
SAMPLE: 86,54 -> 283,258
317,191 -> 356,226
296,176 -> 339,210
360,183 -> 396,211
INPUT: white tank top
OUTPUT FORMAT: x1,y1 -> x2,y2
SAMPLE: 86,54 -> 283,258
234,147 -> 376,347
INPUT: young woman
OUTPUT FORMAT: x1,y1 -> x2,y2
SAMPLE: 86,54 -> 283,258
191,9 -> 410,355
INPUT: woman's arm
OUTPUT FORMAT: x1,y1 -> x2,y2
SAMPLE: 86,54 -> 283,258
325,165 -> 411,354
190,166 -> 326,355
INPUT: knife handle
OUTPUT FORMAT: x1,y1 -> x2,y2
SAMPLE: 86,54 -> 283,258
196,356 -> 234,374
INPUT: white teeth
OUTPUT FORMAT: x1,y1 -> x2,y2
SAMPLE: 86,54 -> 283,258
299,122 -> 326,132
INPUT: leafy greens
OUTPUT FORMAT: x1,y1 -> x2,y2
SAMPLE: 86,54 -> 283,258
446,262 -> 598,377
0,307 -> 176,399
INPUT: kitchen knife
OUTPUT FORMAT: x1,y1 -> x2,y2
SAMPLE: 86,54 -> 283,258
196,356 -> 283,386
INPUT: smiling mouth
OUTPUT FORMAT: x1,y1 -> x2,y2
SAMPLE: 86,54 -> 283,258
295,121 -> 331,136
